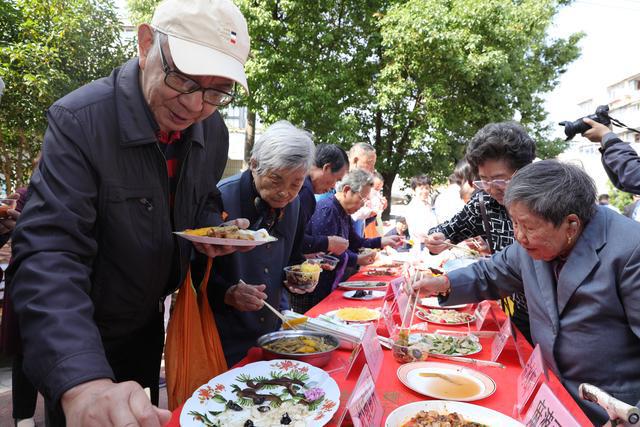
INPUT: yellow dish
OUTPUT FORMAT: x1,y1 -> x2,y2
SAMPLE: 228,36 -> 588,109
335,307 -> 380,322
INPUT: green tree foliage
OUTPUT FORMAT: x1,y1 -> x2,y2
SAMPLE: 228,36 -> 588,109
126,0 -> 159,26
0,0 -> 129,192
237,0 -> 580,215
120,0 -> 581,218
606,181 -> 633,213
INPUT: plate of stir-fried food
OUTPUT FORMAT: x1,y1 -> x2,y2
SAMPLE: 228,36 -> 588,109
176,225 -> 277,246
385,400 -> 524,427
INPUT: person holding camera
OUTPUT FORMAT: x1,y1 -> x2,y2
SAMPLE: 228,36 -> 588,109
582,118 -> 640,194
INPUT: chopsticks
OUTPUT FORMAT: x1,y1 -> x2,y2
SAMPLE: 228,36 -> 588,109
377,336 -> 504,368
441,241 -> 481,258
238,279 -> 298,330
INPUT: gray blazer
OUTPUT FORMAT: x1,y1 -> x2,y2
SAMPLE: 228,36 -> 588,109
446,206 -> 640,424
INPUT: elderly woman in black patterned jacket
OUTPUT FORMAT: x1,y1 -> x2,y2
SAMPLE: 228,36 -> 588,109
425,121 -> 536,343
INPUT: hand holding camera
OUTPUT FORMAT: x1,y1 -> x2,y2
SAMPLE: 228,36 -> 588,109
582,118 -> 612,144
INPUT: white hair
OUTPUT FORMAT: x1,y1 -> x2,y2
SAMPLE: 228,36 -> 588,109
251,120 -> 315,175
336,169 -> 373,193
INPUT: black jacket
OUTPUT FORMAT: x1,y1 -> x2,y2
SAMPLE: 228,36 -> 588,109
7,58 -> 228,404
601,132 -> 640,194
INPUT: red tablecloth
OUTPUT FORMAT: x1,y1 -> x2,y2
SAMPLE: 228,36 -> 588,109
168,270 -> 591,426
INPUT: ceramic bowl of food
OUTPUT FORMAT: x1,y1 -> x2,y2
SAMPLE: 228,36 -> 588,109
284,263 -> 322,290
257,330 -> 340,367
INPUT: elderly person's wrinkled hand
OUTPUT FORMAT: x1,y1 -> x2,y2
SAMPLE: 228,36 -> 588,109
412,273 -> 451,297
192,217 -> 256,257
357,251 -> 376,266
225,281 -> 267,311
425,232 -> 449,254
327,235 -> 348,255
381,235 -> 403,249
61,378 -> 171,427
582,118 -> 612,144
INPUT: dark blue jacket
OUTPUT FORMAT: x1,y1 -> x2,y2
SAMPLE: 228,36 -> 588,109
601,132 -> 640,194
7,58 -> 228,404
306,196 -> 380,301
209,170 -> 300,366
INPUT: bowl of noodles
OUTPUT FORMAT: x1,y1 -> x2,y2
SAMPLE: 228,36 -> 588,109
257,330 -> 339,367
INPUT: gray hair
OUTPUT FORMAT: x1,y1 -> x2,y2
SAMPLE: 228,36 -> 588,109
504,160 -> 597,226
348,142 -> 375,159
251,120 -> 315,175
336,169 -> 374,193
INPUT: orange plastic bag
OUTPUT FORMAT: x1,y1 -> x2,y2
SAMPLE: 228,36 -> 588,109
165,258 -> 228,410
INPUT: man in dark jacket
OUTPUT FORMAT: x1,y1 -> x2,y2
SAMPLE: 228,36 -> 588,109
7,0 -> 250,425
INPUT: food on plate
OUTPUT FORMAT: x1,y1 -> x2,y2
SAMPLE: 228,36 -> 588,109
417,373 -> 483,400
339,280 -> 387,289
335,307 -> 380,322
400,410 -> 488,427
187,371 -> 327,427
418,309 -> 475,324
418,334 -> 480,356
352,290 -> 373,298
263,335 -> 334,354
363,267 -> 399,276
184,225 -> 260,240
284,261 -> 322,289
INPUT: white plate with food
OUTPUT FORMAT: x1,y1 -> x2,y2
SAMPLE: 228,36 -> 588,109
416,308 -> 476,325
385,400 -> 523,426
175,226 -> 277,246
408,333 -> 482,357
180,359 -> 339,427
343,290 -> 386,301
324,307 -> 381,324
337,280 -> 389,290
419,297 -> 468,310
397,361 -> 496,402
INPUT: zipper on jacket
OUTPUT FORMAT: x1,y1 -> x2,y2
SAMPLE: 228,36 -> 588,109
139,198 -> 153,211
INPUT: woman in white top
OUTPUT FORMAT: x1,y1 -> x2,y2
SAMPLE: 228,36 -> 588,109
405,174 -> 438,244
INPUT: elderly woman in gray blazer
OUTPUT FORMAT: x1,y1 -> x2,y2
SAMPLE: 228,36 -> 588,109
414,160 -> 640,424
208,120 -> 315,366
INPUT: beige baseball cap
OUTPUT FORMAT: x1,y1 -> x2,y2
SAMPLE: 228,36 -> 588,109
151,0 -> 250,93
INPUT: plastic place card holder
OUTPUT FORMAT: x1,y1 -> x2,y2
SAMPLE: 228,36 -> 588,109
522,382 -> 581,427
490,318 -> 514,362
516,344 -> 548,413
336,363 -> 383,427
344,324 -> 383,381
474,300 -> 499,331
381,298 -> 398,338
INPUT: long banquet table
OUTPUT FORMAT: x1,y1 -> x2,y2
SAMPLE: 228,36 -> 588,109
168,268 -> 591,426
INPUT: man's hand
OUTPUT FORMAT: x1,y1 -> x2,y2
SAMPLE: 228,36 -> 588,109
61,379 -> 171,427
192,218 -> 256,257
582,118 -> 612,144
284,280 -> 318,295
327,236 -> 348,255
224,282 -> 267,311
412,273 -> 450,297
381,235 -> 403,248
357,252 -> 376,266
425,232 -> 449,254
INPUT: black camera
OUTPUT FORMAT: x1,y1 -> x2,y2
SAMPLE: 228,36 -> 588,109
559,105 -> 611,141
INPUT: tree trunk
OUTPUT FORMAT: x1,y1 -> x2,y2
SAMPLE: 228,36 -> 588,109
244,109 -> 256,168
381,170 -> 396,221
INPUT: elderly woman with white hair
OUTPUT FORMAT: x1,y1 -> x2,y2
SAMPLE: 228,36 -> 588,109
291,169 -> 403,313
207,120 -> 315,366
414,160 -> 640,423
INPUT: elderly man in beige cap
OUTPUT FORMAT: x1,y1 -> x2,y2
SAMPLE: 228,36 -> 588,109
7,0 -> 250,425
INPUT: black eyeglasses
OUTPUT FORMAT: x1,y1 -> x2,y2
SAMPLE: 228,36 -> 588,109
157,37 -> 235,107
